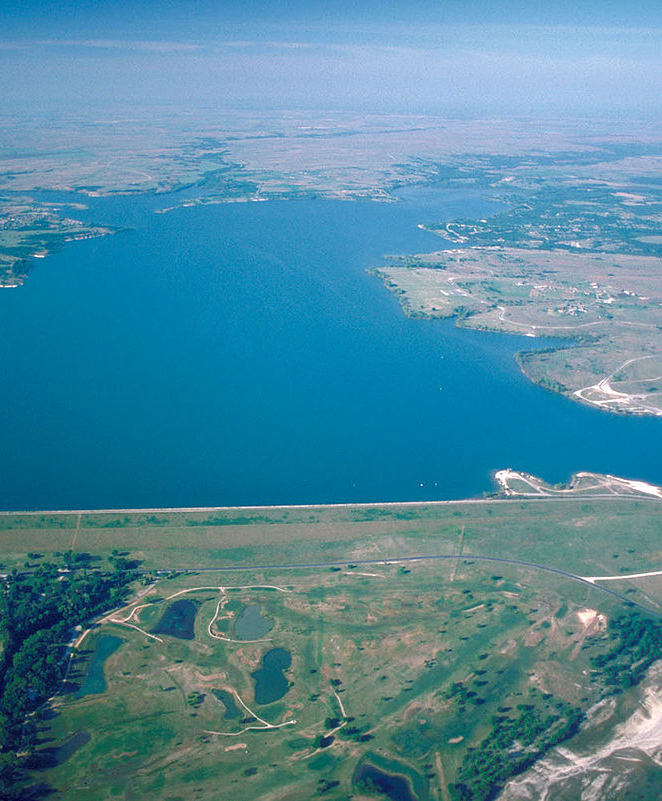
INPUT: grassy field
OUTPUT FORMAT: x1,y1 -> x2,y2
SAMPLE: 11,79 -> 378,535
3,475 -> 662,800
371,144 -> 662,418
23,562 -> 640,801
2,492 -> 662,589
375,244 -> 662,417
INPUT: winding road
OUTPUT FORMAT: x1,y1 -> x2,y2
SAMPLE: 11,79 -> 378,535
152,551 -> 662,618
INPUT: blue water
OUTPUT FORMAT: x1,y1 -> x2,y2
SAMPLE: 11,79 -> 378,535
212,688 -> 241,719
355,764 -> 418,801
76,634 -> 123,697
0,189 -> 660,510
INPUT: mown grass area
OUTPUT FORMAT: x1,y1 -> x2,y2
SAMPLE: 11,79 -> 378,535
23,559 -> 636,801
1,496 -> 661,584
3,493 -> 662,799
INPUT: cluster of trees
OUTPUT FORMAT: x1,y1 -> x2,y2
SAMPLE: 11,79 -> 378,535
448,613 -> 661,801
337,720 -> 374,743
186,691 -> 205,708
316,778 -> 339,794
453,700 -> 581,801
443,680 -> 486,710
0,554 -> 137,797
591,613 -> 662,689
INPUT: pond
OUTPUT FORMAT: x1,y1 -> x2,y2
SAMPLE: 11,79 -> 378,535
38,730 -> 91,769
76,635 -> 124,697
212,689 -> 241,719
151,599 -> 199,639
354,763 -> 417,801
233,604 -> 274,640
251,647 -> 292,705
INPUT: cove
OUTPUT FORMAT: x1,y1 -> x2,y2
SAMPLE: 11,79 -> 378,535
0,188 -> 660,510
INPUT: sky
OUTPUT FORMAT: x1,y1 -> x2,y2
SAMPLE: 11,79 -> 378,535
2,1 -> 662,116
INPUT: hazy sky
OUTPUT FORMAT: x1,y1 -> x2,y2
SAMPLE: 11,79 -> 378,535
2,1 -> 662,116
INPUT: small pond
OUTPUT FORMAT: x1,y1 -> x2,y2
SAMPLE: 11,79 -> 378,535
354,763 -> 417,801
46,730 -> 90,766
76,635 -> 124,697
251,647 -> 292,705
212,689 -> 241,719
233,604 -> 274,640
151,599 -> 199,639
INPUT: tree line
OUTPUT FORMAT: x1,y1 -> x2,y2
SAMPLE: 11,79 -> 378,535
0,552 -> 138,798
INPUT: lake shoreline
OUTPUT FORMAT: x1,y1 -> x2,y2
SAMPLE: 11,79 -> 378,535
2,191 -> 661,511
1,486 -> 661,517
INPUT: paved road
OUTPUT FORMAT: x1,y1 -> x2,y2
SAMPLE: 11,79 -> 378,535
154,551 -> 662,618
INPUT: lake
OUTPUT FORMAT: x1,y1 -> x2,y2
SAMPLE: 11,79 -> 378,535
212,688 -> 241,719
0,188 -> 660,510
354,764 -> 417,801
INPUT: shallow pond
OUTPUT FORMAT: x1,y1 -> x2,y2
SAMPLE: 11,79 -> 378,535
41,730 -> 91,768
251,647 -> 292,705
212,689 -> 241,719
151,599 -> 199,639
76,635 -> 123,697
233,604 -> 274,640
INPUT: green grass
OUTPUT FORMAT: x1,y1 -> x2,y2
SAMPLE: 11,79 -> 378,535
21,557 -> 645,801
3,486 -> 662,800
1,495 -> 661,584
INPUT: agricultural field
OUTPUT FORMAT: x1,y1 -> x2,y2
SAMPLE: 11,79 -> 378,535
2,473 -> 662,800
